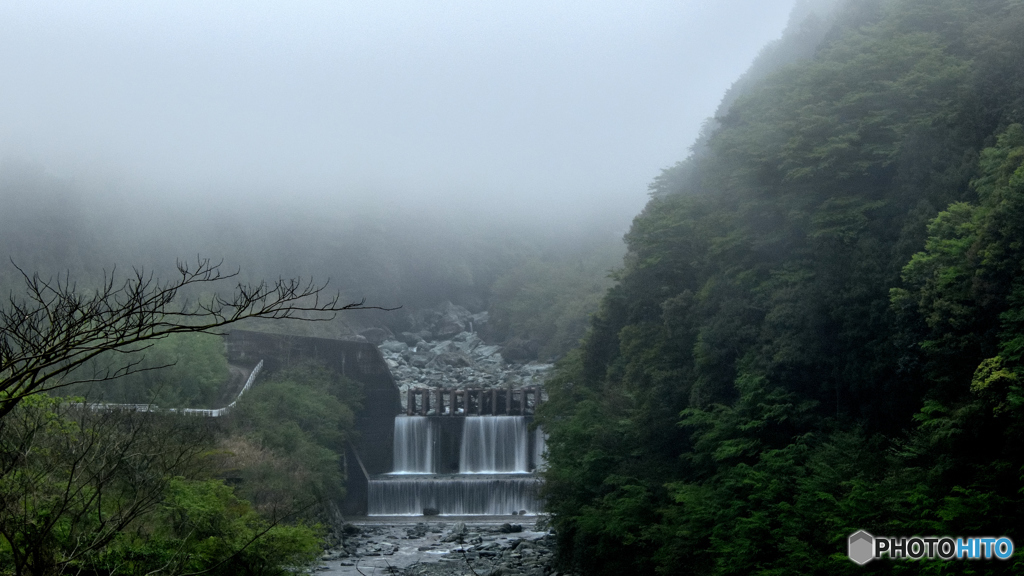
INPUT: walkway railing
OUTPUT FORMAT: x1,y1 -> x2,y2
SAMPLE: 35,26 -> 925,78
84,360 -> 264,417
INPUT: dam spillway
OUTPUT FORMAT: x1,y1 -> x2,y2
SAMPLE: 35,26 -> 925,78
368,474 -> 542,516
369,414 -> 545,515
460,416 -> 530,473
392,416 -> 435,474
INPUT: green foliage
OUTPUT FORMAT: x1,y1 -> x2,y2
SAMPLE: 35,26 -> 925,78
487,237 -> 623,359
93,478 -> 321,576
0,393 -> 326,576
70,333 -> 230,408
0,395 -> 213,576
225,361 -> 361,514
540,1 -> 1024,574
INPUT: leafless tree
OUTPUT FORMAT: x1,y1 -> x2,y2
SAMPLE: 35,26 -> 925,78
0,257 -> 383,418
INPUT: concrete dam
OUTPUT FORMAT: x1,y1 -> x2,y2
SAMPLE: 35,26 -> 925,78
223,330 -> 546,517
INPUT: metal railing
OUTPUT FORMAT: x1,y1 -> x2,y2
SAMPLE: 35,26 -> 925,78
84,360 -> 264,417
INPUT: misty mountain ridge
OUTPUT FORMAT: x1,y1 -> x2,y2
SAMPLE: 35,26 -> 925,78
539,0 -> 1024,573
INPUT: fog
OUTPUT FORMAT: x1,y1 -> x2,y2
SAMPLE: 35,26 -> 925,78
0,1 -> 801,334
0,0 -> 794,225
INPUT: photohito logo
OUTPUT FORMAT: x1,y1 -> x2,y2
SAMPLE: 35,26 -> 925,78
848,531 -> 1014,564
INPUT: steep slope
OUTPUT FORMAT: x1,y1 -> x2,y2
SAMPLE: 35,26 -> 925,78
539,1 -> 1024,574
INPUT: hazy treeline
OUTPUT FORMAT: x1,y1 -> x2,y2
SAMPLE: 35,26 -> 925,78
0,165 -> 622,357
539,0 -> 1024,574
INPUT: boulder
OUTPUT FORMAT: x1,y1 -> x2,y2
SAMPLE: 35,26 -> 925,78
501,338 -> 540,362
473,345 -> 502,360
434,302 -> 471,339
359,327 -> 391,345
379,340 -> 408,353
428,351 -> 472,369
454,331 -> 483,353
397,332 -> 423,346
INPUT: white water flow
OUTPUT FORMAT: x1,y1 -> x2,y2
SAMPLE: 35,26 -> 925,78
392,416 -> 434,474
459,416 -> 529,473
368,476 -> 542,515
370,415 -> 543,515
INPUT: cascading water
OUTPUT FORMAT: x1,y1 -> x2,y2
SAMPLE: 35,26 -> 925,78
368,475 -> 542,515
392,416 -> 434,474
459,416 -> 529,473
369,415 -> 544,515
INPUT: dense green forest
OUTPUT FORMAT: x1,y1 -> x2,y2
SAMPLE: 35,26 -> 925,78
539,0 -> 1024,573
0,350 -> 359,575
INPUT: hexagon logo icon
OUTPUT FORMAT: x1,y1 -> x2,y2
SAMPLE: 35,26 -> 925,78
848,530 -> 874,565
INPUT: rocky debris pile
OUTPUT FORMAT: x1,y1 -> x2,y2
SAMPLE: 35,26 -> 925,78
315,520 -> 566,576
382,335 -> 552,409
363,303 -> 553,407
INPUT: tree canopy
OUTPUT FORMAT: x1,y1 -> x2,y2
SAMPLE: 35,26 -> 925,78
539,0 -> 1024,573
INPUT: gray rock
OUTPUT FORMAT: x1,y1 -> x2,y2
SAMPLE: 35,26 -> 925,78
380,340 -> 409,353
427,351 -> 472,369
500,338 -> 540,362
474,345 -> 502,359
397,331 -> 424,346
360,327 -> 390,345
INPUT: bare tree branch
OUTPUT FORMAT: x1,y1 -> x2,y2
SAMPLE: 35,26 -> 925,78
0,257 -> 393,418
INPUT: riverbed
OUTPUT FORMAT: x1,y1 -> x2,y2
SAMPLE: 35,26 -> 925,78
316,516 -> 560,576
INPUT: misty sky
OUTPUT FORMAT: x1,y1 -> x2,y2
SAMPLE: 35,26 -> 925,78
0,1 -> 794,224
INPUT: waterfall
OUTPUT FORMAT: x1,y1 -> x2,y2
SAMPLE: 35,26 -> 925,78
459,416 -> 529,473
392,416 -> 434,474
371,414 -> 543,515
368,475 -> 541,515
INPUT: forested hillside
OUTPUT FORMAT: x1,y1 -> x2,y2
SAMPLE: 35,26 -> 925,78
539,0 -> 1024,573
